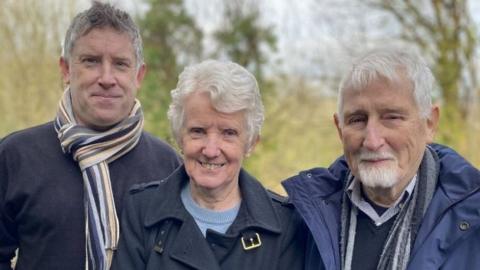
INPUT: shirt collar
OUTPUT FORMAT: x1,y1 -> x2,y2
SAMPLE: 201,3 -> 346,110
346,174 -> 417,226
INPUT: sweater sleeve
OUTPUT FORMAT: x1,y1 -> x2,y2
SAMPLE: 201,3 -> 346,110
0,143 -> 16,270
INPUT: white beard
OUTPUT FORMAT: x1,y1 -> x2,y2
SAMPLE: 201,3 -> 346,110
358,163 -> 398,188
356,150 -> 398,188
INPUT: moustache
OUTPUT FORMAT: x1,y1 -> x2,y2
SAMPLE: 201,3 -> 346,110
358,150 -> 395,162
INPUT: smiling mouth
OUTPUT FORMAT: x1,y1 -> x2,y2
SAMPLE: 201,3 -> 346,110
92,94 -> 120,99
363,158 -> 389,162
199,161 -> 225,170
359,159 -> 396,169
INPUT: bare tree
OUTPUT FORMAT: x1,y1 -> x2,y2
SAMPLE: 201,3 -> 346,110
0,0 -> 77,137
213,0 -> 276,83
363,0 -> 478,146
138,0 -> 203,142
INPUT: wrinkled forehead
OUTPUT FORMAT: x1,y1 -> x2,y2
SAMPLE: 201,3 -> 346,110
345,66 -> 412,91
77,26 -> 134,46
338,71 -> 419,120
342,75 -> 415,110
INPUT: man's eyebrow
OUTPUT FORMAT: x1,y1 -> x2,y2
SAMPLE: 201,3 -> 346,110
113,56 -> 133,62
343,109 -> 367,117
379,107 -> 409,114
77,53 -> 100,58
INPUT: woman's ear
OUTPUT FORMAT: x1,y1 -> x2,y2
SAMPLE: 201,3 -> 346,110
246,135 -> 260,157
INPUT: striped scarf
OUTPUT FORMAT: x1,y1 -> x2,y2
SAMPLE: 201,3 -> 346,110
54,88 -> 144,270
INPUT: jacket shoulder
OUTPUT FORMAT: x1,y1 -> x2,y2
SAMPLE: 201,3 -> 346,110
282,157 -> 348,201
1,122 -> 54,147
140,132 -> 176,152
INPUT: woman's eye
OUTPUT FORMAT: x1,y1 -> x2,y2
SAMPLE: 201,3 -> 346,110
223,129 -> 238,137
190,128 -> 204,135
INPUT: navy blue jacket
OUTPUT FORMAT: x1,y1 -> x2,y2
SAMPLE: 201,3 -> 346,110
0,122 -> 181,270
282,144 -> 480,270
112,165 -> 307,270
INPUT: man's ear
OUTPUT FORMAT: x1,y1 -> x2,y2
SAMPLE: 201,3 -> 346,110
59,57 -> 70,85
426,106 -> 440,143
135,63 -> 147,89
334,113 -> 343,140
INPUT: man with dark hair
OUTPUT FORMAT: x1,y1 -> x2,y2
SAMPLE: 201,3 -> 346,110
0,2 -> 180,269
283,48 -> 480,270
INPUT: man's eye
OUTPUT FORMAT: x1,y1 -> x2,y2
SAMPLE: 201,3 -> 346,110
83,58 -> 99,64
385,114 -> 403,120
348,116 -> 366,124
115,61 -> 130,68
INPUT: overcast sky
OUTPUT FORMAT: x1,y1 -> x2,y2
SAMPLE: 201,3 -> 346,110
80,0 -> 480,81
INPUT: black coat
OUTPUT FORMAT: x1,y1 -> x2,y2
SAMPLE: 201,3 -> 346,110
112,165 -> 307,270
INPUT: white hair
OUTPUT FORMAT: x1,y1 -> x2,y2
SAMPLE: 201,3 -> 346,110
337,48 -> 436,125
167,60 -> 264,148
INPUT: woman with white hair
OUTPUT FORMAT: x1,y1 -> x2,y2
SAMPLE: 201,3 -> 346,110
112,60 -> 306,270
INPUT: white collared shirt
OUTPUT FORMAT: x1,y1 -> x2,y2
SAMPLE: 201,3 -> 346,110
346,175 -> 417,226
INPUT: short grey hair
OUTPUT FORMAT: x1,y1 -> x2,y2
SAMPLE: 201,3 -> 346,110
337,48 -> 435,125
168,60 -> 264,148
62,1 -> 144,69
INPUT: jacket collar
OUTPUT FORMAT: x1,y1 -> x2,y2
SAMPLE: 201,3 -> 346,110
415,144 -> 480,225
229,169 -> 282,234
433,143 -> 480,202
144,165 -> 282,234
144,165 -> 190,227
409,144 -> 480,261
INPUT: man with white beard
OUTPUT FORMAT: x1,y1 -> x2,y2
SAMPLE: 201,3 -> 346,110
282,48 -> 480,270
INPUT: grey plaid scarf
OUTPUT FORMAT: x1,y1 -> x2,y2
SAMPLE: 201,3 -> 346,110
55,88 -> 144,270
341,146 -> 439,270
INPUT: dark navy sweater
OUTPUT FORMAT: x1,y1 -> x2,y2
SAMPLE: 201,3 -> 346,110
0,122 -> 181,270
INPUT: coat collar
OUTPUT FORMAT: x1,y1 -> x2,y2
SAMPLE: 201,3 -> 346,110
410,144 -> 480,258
414,144 -> 480,229
433,143 -> 480,203
144,166 -> 190,227
144,165 -> 282,234
228,169 -> 282,234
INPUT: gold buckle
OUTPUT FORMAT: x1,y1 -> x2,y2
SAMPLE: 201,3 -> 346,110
241,233 -> 262,250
